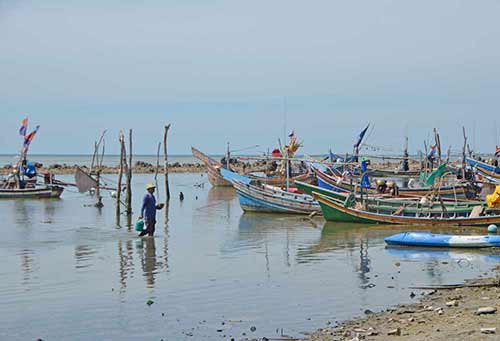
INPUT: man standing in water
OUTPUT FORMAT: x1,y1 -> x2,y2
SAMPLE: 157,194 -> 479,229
138,183 -> 164,237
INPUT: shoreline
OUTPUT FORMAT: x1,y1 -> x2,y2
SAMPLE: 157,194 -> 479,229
303,276 -> 500,341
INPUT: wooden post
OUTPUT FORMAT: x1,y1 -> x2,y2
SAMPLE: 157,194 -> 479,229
164,124 -> 171,202
423,140 -> 428,175
155,141 -> 161,202
462,127 -> 467,179
95,138 -> 105,208
125,129 -> 133,215
116,132 -> 125,225
434,128 -> 442,165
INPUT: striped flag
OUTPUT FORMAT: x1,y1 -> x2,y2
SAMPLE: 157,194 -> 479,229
24,125 -> 40,148
19,117 -> 28,136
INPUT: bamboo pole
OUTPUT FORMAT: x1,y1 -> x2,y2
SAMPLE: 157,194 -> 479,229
164,124 -> 171,202
155,141 -> 161,202
125,129 -> 133,215
95,137 -> 105,208
462,127 -> 467,179
116,132 -> 125,224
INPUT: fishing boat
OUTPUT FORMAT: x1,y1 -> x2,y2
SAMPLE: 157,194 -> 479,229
192,146 -> 312,188
385,232 -> 500,248
232,180 -> 321,214
0,185 -> 64,199
312,191 -> 500,226
0,118 -> 64,199
311,164 -> 474,199
297,180 -> 487,216
219,168 -> 320,214
192,146 -> 233,187
466,157 -> 500,183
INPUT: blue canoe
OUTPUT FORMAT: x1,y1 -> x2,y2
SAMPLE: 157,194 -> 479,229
385,232 -> 500,248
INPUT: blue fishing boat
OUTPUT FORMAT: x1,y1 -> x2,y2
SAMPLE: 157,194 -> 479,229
466,157 -> 500,183
385,232 -> 500,248
220,168 -> 321,215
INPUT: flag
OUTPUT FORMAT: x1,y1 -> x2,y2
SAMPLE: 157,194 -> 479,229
24,125 -> 40,148
271,148 -> 282,158
354,124 -> 369,148
424,163 -> 447,186
288,130 -> 295,138
495,146 -> 500,157
19,117 -> 28,136
360,159 -> 370,188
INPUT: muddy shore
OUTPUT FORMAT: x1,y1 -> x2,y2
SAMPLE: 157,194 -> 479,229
303,276 -> 500,341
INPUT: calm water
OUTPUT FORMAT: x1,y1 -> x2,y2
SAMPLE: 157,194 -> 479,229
1,173 -> 499,341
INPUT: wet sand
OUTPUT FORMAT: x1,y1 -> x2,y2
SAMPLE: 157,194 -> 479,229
304,276 -> 500,341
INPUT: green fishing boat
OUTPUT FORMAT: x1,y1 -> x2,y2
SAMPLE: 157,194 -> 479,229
312,192 -> 500,226
295,181 -> 485,216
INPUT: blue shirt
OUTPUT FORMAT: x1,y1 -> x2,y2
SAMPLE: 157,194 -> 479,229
141,193 -> 157,222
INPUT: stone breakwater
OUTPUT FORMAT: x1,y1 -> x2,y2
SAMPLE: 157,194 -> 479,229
0,160 -> 268,176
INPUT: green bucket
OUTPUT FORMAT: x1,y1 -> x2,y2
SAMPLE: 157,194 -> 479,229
135,219 -> 145,232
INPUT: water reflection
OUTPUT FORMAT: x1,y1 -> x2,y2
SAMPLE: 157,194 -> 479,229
75,245 -> 97,269
162,204 -> 170,272
118,239 -> 135,292
385,247 -> 500,264
18,248 -> 36,286
139,237 -> 158,288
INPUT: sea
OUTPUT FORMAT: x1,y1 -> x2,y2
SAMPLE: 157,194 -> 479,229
1,172 -> 499,340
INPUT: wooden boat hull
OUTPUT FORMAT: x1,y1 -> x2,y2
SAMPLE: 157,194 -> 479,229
312,166 -> 473,199
192,146 -> 232,187
0,186 -> 64,199
368,169 -> 421,178
312,192 -> 500,226
250,170 -> 312,186
385,232 -> 500,248
193,146 -> 313,188
295,181 -> 485,216
467,158 -> 500,183
233,180 -> 321,215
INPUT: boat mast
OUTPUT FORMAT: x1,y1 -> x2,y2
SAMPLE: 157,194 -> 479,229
283,97 -> 289,191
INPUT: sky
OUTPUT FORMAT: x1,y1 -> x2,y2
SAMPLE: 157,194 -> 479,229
1,0 -> 500,155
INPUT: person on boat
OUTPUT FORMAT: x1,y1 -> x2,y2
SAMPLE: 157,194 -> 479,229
376,180 -> 387,194
138,183 -> 164,237
388,181 -> 399,197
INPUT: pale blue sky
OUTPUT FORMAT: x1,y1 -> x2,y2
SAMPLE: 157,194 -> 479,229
1,0 -> 500,155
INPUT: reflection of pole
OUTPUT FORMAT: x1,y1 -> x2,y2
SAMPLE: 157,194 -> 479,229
163,202 -> 169,271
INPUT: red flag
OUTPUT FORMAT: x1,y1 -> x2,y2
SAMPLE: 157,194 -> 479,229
271,148 -> 282,158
